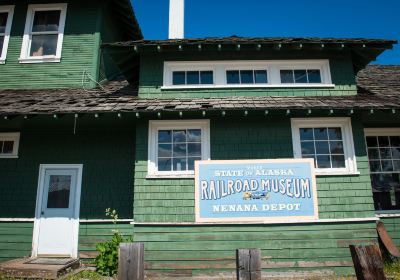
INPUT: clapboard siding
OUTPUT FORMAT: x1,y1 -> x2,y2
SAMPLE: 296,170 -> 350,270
138,52 -> 357,98
0,0 -> 125,89
133,116 -> 375,223
133,222 -> 377,276
380,217 -> 400,247
0,223 -> 33,262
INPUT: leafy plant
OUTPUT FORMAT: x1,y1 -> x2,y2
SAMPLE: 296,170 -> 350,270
94,208 -> 131,276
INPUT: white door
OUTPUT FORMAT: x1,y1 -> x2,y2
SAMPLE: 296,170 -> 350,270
33,165 -> 83,258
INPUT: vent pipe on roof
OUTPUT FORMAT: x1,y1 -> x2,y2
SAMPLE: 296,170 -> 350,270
169,0 -> 184,39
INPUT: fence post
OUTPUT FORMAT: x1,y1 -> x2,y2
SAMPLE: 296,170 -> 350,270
236,248 -> 261,280
118,242 -> 144,280
349,244 -> 386,280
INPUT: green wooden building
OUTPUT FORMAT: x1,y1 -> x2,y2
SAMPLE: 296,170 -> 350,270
0,0 -> 400,278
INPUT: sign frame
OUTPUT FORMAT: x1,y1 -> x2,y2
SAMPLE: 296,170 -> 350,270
194,158 -> 319,223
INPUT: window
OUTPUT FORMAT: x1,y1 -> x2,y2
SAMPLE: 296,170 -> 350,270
365,128 -> 400,211
0,133 -> 20,158
19,3 -> 67,63
172,70 -> 213,85
163,60 -> 333,89
280,69 -> 322,84
148,120 -> 210,178
0,6 -> 14,64
291,118 -> 358,175
226,70 -> 268,84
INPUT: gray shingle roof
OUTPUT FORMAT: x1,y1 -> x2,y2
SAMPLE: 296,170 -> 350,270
0,65 -> 399,115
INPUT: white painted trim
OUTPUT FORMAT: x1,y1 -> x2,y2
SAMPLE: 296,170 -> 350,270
132,217 -> 379,225
291,117 -> 358,176
364,128 -> 400,136
376,213 -> 400,218
19,3 -> 67,64
0,218 -> 35,222
79,219 -> 134,223
147,120 -> 210,178
32,164 -> 83,259
0,5 -> 14,64
0,132 -> 20,158
163,60 -> 333,88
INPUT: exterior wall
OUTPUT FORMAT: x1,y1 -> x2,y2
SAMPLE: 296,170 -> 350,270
0,223 -> 33,263
0,0 -> 127,89
132,114 -> 377,276
138,51 -> 357,98
0,116 -> 136,219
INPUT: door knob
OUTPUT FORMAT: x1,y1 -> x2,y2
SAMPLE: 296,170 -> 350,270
41,211 -> 44,215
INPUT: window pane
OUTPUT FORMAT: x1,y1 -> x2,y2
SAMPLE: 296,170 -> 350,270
2,141 -> 13,154
280,70 -> 294,83
47,175 -> 71,209
328,128 -> 342,140
366,136 -> 378,147
300,128 -> 314,141
186,71 -> 200,85
371,173 -> 400,210
392,147 -> 400,159
187,129 -> 201,142
378,136 -> 390,147
307,69 -> 322,83
315,141 -> 330,154
30,34 -> 58,56
200,71 -> 213,84
32,10 -> 61,32
382,160 -> 394,172
158,158 -> 172,171
240,70 -> 254,84
330,141 -> 344,154
255,70 -> 268,83
332,155 -> 346,168
294,70 -> 307,83
158,144 -> 172,157
173,158 -> 187,171
369,160 -> 381,172
173,130 -> 186,142
188,143 -> 201,157
390,136 -> 400,147
172,71 -> 185,85
0,12 -> 8,33
0,36 -> 4,56
379,148 -> 392,159
393,160 -> 400,171
316,155 -> 331,168
227,70 -> 240,84
158,130 -> 172,143
314,128 -> 328,140
301,141 -> 315,155
188,157 -> 201,171
368,148 -> 380,160
173,144 -> 186,157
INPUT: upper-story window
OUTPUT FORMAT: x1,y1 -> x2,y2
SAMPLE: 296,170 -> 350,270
0,5 -> 14,64
19,3 -> 67,64
163,60 -> 333,89
0,133 -> 20,158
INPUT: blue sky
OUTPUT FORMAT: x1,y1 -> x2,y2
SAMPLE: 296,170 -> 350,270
131,0 -> 399,64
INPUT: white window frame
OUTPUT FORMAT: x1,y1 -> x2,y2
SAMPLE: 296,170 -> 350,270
0,5 -> 15,64
19,3 -> 67,64
163,60 -> 334,89
0,132 -> 20,158
147,120 -> 211,178
364,128 -> 400,214
291,118 -> 358,176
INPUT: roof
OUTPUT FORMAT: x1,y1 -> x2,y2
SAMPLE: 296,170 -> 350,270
0,65 -> 399,115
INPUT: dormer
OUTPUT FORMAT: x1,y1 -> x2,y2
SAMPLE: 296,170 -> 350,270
0,0 -> 142,89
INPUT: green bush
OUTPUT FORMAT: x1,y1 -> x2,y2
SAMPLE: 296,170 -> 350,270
94,208 -> 132,277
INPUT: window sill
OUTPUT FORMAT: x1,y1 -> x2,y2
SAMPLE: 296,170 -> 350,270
315,171 -> 360,176
146,174 -> 195,179
375,211 -> 400,218
0,60 -> 5,65
19,56 -> 61,64
0,155 -> 18,159
161,84 -> 336,90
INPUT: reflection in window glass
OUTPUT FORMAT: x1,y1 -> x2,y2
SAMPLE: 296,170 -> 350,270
366,134 -> 400,210
47,175 -> 71,209
0,140 -> 14,154
226,70 -> 268,84
227,70 -> 240,84
172,71 -> 214,85
255,70 -> 268,84
0,12 -> 9,55
280,69 -> 322,84
157,129 -> 202,171
172,71 -> 185,85
30,10 -> 61,57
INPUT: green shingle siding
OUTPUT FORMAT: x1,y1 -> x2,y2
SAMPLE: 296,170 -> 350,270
0,223 -> 33,262
138,52 -> 357,98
